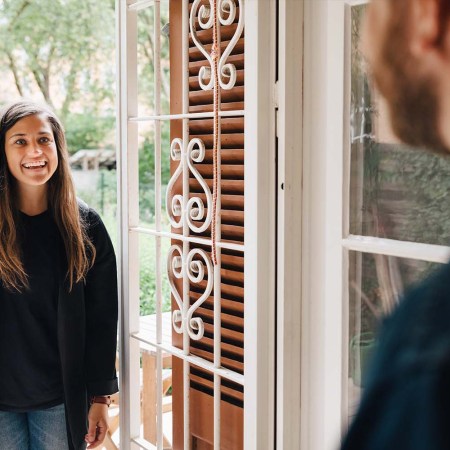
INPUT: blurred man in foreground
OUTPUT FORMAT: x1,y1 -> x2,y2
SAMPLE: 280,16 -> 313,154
342,0 -> 450,449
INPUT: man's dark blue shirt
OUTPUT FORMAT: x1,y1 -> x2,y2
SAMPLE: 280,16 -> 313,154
342,262 -> 450,450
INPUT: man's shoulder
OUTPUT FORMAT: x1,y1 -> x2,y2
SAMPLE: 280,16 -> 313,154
390,263 -> 450,331
374,262 -> 450,379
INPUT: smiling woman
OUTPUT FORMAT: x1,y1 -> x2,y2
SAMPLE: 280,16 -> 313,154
5,114 -> 58,205
0,100 -> 119,450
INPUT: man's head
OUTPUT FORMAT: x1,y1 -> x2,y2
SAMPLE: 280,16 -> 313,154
361,0 -> 450,154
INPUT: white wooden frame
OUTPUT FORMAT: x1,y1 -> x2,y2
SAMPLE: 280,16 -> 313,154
302,1 -> 346,448
117,0 -> 278,449
244,0 -> 277,448
302,1 -> 450,449
276,0 -> 303,449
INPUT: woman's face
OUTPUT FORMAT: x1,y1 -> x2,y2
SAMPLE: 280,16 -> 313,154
4,113 -> 58,190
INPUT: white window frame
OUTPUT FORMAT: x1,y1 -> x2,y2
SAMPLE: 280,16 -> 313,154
116,1 -> 278,449
275,0 -> 303,449
302,1 -> 450,449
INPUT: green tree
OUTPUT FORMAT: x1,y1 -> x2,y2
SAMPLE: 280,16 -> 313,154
0,0 -> 115,121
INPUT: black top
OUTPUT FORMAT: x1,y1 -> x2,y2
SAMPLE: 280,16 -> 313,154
342,262 -> 450,449
0,210 -> 65,411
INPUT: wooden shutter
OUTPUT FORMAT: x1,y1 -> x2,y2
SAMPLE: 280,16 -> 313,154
170,1 -> 245,448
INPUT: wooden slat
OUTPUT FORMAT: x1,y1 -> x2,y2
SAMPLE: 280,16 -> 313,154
194,164 -> 244,179
191,296 -> 244,317
189,345 -> 244,374
189,132 -> 244,149
191,192 -> 244,210
189,86 -> 244,107
190,293 -> 244,316
189,101 -> 245,113
189,118 -> 244,134
189,223 -> 244,241
189,53 -> 244,76
190,373 -> 244,402
189,70 -> 245,90
189,179 -> 245,195
221,252 -> 244,267
196,307 -> 243,329
199,336 -> 244,360
170,2 -> 246,427
189,38 -> 245,62
187,265 -> 244,285
200,149 -> 244,164
189,86 -> 245,106
191,281 -> 244,301
188,23 -> 244,46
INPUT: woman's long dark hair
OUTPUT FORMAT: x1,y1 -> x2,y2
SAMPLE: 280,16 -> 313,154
0,100 -> 96,292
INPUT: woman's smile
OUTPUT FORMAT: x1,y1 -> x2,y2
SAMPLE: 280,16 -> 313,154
5,114 -> 58,189
22,160 -> 48,170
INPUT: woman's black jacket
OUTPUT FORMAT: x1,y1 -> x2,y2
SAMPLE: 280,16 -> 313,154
60,202 -> 119,449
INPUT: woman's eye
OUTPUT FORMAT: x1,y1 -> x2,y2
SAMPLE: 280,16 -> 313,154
39,137 -> 50,144
15,139 -> 26,145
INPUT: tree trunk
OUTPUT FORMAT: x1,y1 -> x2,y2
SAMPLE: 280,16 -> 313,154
7,51 -> 24,96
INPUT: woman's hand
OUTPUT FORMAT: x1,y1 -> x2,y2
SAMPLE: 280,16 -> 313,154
85,403 -> 109,448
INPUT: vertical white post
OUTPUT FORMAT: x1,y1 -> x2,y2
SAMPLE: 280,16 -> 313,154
276,0 -> 303,449
244,0 -> 277,449
302,1 -> 347,448
154,1 -> 163,448
182,1 -> 191,449
117,0 -> 141,448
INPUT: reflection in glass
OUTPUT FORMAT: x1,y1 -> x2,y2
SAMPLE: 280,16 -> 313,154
349,5 -> 450,247
347,251 -> 440,418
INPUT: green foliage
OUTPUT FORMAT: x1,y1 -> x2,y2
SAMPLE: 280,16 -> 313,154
0,0 -> 115,116
139,127 -> 171,223
137,5 -> 171,113
139,235 -> 172,316
65,113 -> 115,153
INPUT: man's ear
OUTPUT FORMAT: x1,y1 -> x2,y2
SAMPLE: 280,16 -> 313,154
409,0 -> 440,56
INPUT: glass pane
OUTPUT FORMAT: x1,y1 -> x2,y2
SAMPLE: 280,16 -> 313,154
137,3 -> 171,117
138,119 -> 173,232
161,119 -> 179,235
347,251 -> 442,419
349,5 -> 450,246
139,234 -> 173,320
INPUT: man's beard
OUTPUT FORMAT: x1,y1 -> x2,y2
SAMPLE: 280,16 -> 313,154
371,15 -> 448,155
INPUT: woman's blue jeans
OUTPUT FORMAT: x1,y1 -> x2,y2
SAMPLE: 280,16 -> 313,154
0,403 -> 69,450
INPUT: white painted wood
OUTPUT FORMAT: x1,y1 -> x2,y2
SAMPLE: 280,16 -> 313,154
343,236 -> 450,263
302,1 -> 346,448
244,1 -> 277,449
118,1 -> 279,449
302,1 -> 449,448
153,2 -> 164,448
117,1 -> 141,448
129,110 -> 245,121
129,227 -> 245,252
132,331 -> 245,384
128,0 -> 154,11
276,0 -> 303,449
181,3 -> 191,449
